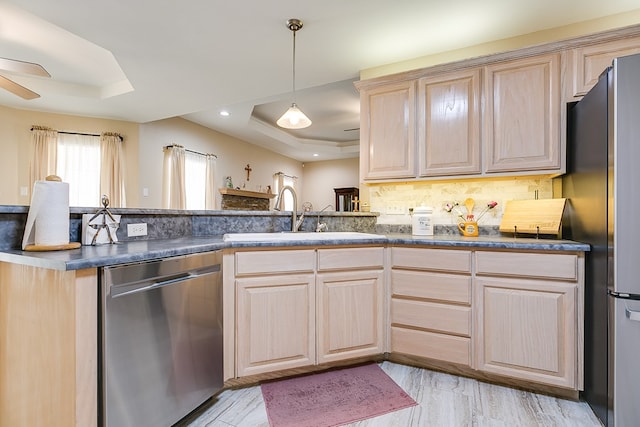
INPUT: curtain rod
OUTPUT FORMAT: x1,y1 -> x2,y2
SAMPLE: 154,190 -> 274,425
164,144 -> 217,158
275,171 -> 298,179
30,127 -> 123,141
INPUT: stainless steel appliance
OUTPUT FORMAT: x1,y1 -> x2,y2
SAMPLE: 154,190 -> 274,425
100,251 -> 223,427
563,53 -> 640,426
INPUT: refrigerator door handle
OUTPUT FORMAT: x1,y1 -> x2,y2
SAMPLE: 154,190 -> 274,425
625,306 -> 640,322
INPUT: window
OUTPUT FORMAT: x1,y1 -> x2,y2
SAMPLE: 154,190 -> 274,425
184,151 -> 206,210
281,174 -> 295,211
274,172 -> 297,211
162,145 -> 216,210
56,133 -> 101,206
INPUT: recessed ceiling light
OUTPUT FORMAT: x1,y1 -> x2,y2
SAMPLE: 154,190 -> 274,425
219,110 -> 230,117
313,153 -> 319,157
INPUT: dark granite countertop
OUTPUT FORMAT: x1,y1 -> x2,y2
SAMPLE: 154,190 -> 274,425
384,233 -> 591,252
0,233 -> 590,271
0,237 -> 226,271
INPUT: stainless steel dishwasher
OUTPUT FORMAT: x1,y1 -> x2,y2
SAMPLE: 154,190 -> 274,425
100,251 -> 223,427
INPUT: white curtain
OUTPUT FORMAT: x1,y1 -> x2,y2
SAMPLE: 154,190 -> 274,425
100,132 -> 127,207
57,133 -> 101,206
162,145 -> 186,209
205,154 -> 217,210
29,126 -> 58,191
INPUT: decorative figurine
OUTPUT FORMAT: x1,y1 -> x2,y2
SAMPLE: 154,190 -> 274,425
225,176 -> 233,188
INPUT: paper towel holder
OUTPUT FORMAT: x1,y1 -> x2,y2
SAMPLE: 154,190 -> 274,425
23,175 -> 82,251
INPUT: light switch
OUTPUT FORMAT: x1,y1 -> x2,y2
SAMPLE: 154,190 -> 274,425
20,186 -> 28,196
143,187 -> 149,197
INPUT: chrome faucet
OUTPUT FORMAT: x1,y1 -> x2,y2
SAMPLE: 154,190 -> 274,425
316,204 -> 334,232
274,185 -> 304,232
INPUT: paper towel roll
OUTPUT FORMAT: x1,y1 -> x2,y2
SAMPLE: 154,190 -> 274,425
22,178 -> 70,249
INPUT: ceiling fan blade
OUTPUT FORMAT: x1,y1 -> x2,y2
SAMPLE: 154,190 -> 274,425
0,57 -> 50,78
0,75 -> 40,100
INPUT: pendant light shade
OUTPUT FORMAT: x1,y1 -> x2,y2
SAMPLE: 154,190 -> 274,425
278,19 -> 311,129
277,102 -> 312,129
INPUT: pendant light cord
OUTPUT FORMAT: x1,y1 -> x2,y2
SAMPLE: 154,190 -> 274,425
291,27 -> 297,102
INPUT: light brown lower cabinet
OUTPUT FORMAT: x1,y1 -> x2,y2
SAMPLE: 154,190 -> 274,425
236,273 -> 316,377
316,273 -> 384,363
475,251 -> 583,390
0,262 -> 98,427
230,246 -> 384,378
389,247 -> 584,391
390,247 -> 473,366
229,245 -> 584,392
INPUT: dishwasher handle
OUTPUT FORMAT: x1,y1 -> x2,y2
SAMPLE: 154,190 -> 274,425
110,264 -> 220,299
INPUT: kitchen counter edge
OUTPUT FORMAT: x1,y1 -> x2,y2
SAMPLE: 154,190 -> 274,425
0,234 -> 590,271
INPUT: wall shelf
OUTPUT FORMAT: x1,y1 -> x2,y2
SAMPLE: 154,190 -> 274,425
219,188 -> 275,210
219,188 -> 275,199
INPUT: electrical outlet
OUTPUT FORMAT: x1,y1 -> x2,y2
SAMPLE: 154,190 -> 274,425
386,204 -> 405,215
127,223 -> 147,237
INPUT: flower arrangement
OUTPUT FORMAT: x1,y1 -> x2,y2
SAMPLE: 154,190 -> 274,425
444,202 -> 466,220
477,201 -> 498,221
445,200 -> 498,223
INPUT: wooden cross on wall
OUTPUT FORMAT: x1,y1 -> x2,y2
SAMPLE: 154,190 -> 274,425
245,164 -> 252,181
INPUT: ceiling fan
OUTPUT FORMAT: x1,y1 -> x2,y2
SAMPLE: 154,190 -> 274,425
0,57 -> 50,100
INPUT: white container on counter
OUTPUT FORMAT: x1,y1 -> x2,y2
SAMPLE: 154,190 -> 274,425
412,205 -> 433,236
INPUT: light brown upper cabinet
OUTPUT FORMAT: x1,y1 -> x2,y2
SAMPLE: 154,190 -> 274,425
483,53 -> 562,174
571,37 -> 640,98
359,80 -> 416,180
357,26 -> 640,182
417,69 -> 481,176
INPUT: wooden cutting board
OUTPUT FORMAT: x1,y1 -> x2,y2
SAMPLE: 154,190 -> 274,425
499,199 -> 566,235
24,242 -> 81,251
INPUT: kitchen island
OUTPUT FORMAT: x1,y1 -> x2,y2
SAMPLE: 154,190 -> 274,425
0,233 -> 588,427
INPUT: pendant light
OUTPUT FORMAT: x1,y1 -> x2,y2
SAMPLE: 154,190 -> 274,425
277,18 -> 312,129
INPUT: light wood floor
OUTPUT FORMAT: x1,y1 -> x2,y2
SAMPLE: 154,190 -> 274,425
185,361 -> 602,426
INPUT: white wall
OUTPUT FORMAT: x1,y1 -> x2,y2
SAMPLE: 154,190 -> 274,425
137,117 -> 304,209
0,105 -> 140,206
0,106 -> 356,210
300,158 -> 359,211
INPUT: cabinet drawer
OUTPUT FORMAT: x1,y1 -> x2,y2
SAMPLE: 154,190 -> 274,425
391,326 -> 470,366
391,299 -> 471,336
317,247 -> 384,271
392,247 -> 471,273
392,270 -> 471,304
476,251 -> 577,281
235,250 -> 315,275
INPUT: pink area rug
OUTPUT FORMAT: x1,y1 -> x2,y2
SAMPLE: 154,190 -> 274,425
260,363 -> 417,427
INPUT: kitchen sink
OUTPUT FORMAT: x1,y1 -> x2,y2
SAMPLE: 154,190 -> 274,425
222,231 -> 382,242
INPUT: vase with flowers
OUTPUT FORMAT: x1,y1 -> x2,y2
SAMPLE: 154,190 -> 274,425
445,199 -> 498,237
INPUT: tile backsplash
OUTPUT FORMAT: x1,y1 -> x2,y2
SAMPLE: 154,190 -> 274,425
365,176 -> 555,226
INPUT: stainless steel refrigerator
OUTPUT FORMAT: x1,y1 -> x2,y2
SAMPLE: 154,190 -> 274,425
563,53 -> 640,426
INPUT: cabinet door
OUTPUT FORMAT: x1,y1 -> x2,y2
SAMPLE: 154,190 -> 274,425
316,270 -> 384,363
418,68 -> 481,176
360,81 -> 416,180
484,53 -> 561,173
236,274 -> 315,377
476,276 -> 577,389
572,37 -> 640,97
